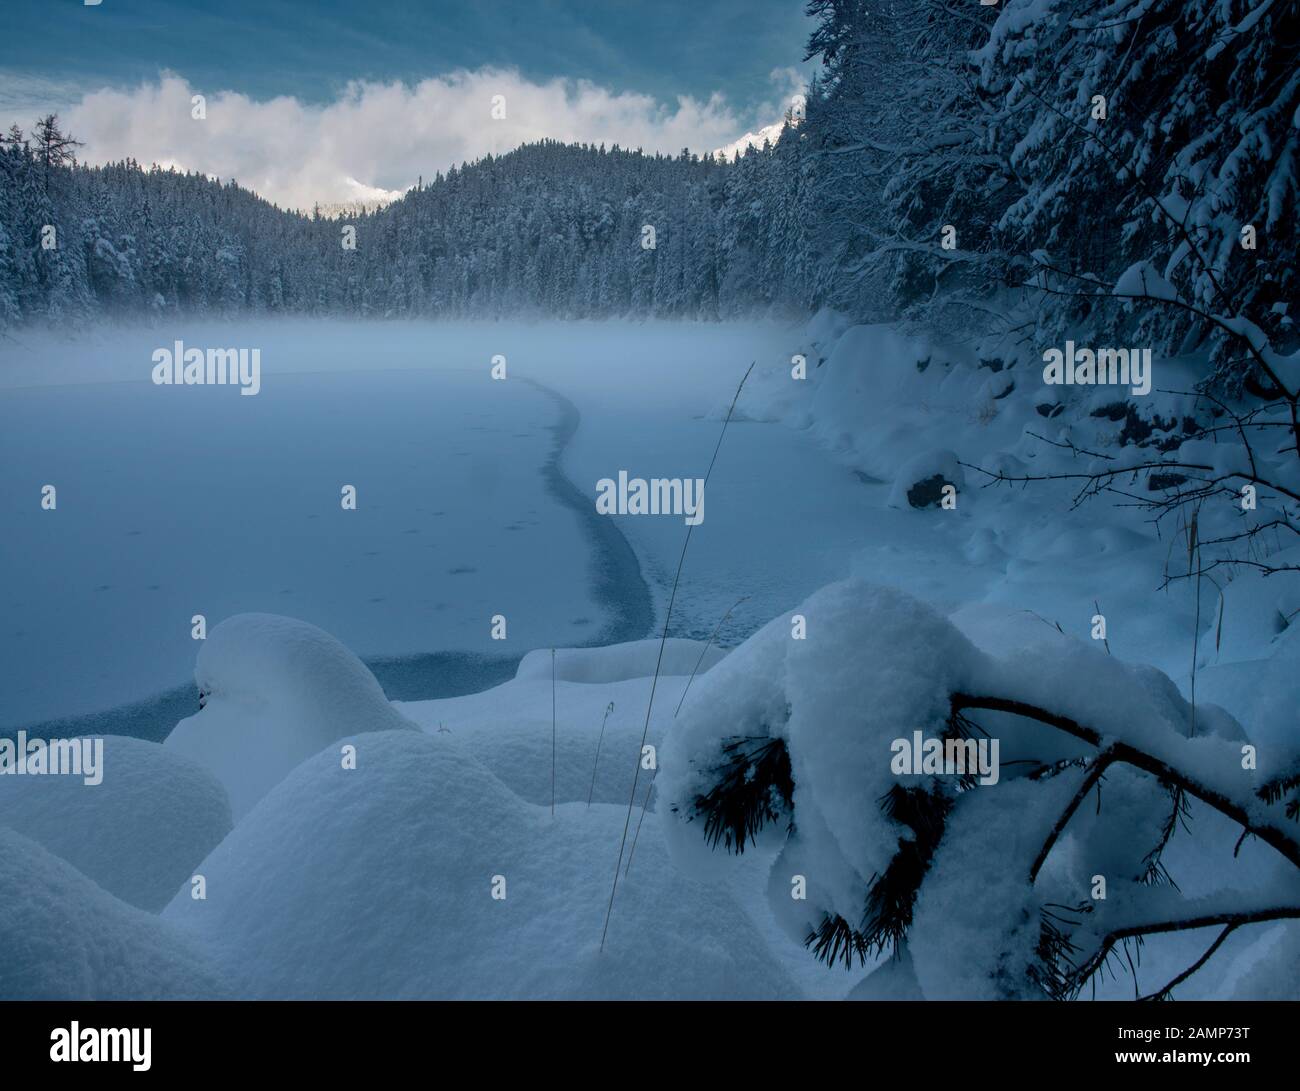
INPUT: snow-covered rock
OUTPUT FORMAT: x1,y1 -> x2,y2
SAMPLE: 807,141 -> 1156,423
888,448 -> 965,509
0,827 -> 230,1000
164,613 -> 417,820
165,729 -> 798,999
0,735 -> 231,911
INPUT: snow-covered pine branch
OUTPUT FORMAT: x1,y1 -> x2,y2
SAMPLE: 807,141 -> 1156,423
660,581 -> 1300,1000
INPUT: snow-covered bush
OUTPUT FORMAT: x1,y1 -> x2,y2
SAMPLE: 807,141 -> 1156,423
661,580 -> 1300,999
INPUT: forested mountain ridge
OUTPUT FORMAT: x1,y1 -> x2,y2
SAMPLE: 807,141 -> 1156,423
0,135 -> 808,324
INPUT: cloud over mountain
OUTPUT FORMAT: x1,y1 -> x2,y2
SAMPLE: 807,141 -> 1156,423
45,69 -> 794,210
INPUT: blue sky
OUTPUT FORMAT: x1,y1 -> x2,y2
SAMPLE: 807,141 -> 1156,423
0,0 -> 815,207
3,0 -> 813,116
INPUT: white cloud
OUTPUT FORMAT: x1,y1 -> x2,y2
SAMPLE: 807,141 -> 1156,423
767,66 -> 810,102
17,69 -> 786,211
342,177 -> 406,204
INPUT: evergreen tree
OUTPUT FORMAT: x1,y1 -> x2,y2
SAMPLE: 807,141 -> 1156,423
31,114 -> 82,193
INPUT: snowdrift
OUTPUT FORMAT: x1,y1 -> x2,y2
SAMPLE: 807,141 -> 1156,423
514,637 -> 727,684
398,671 -> 684,807
0,735 -> 231,911
0,827 -> 230,1000
164,729 -> 798,999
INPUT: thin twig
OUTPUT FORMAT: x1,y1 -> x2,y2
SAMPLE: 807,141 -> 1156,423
1030,752 -> 1116,883
675,595 -> 748,718
951,693 -> 1300,869
551,648 -> 556,819
599,361 -> 755,951
586,702 -> 615,808
1138,924 -> 1237,1001
624,777 -> 655,878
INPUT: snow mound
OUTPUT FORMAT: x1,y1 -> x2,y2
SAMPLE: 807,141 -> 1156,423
1198,625 -> 1300,770
164,613 -> 417,820
0,827 -> 229,1000
165,730 -> 798,999
398,673 -> 683,806
802,322 -> 1021,479
0,735 -> 231,911
515,638 -> 727,684
809,325 -> 927,461
806,306 -> 855,350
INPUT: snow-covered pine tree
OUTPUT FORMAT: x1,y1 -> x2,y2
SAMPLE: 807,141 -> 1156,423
799,0 -> 1012,323
979,0 -> 1299,389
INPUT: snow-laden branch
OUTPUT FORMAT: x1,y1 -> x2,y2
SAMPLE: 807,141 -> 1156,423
951,693 -> 1300,869
1028,752 -> 1115,883
1027,258 -> 1299,406
662,582 -> 1300,997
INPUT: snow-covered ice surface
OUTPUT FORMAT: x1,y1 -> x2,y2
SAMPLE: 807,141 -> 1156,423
0,318 -> 870,728
0,318 -> 880,999
0,350 -> 604,726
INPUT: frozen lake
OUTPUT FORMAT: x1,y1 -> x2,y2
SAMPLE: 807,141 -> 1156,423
1,320 -> 875,732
